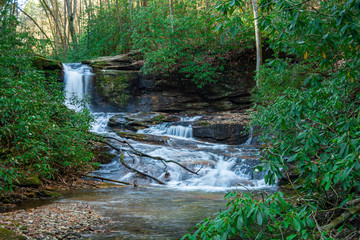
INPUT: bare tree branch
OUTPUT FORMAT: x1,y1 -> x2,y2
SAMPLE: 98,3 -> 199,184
84,174 -> 132,185
104,136 -> 201,175
120,153 -> 165,185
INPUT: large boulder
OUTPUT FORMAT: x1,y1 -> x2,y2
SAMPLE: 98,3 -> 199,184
192,111 -> 252,145
32,55 -> 63,81
108,112 -> 180,131
193,123 -> 248,145
32,55 -> 62,71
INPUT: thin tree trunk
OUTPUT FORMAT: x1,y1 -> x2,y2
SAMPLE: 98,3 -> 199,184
17,7 -> 53,46
65,0 -> 77,46
129,0 -> 132,18
252,0 -> 262,84
169,0 -> 174,35
115,0 -> 122,32
40,0 -> 65,54
63,0 -> 68,58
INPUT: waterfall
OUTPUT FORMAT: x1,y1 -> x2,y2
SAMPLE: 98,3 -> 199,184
63,63 -> 93,111
62,63 -> 275,192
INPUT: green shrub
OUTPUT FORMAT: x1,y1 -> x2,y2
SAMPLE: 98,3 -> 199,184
0,6 -> 96,192
183,0 -> 360,238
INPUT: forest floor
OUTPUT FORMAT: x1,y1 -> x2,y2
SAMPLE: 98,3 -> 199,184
0,178 -> 123,239
0,202 -> 108,240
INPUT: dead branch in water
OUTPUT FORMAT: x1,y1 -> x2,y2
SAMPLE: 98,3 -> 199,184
84,175 -> 132,185
120,153 -> 165,185
103,136 -> 202,175
94,139 -> 165,185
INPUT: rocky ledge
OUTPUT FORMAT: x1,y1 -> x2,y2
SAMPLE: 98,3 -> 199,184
193,111 -> 252,145
107,111 -> 252,145
83,50 -> 256,113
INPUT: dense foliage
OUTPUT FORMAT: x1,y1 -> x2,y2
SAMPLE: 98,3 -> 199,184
182,0 -> 360,239
0,5 -> 96,192
60,0 -> 256,87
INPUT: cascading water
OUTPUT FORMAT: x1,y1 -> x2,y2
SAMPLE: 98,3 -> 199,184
63,63 -> 274,192
61,63 -> 276,239
139,123 -> 194,138
63,63 -> 93,111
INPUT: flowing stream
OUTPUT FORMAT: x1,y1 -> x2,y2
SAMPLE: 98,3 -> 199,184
61,63 -> 276,239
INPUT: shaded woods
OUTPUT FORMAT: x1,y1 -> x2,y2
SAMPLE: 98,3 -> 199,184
1,0 -> 360,239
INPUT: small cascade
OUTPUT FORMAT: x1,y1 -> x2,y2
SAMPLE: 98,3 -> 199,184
91,113 -> 117,133
244,126 -> 254,145
139,123 -> 193,138
138,116 -> 201,138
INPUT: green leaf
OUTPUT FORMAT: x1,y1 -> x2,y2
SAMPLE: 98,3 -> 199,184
292,218 -> 301,232
257,211 -> 263,225
237,215 -> 244,229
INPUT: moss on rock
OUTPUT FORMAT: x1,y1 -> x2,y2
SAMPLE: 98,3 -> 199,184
0,227 -> 26,240
17,175 -> 42,187
32,55 -> 62,71
96,71 -> 134,107
115,131 -> 169,145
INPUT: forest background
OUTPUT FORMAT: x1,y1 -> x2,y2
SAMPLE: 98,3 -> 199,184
1,0 -> 360,239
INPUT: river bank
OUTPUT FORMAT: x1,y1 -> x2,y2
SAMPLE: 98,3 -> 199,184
0,202 -> 107,240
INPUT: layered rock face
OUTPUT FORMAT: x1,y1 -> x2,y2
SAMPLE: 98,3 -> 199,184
83,50 -> 256,112
107,111 -> 252,145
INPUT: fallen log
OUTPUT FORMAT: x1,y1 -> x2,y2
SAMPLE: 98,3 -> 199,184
345,198 -> 360,206
84,175 -> 132,185
322,202 -> 360,232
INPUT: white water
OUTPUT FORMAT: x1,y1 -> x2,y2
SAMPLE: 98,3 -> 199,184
139,123 -> 194,138
63,64 -> 275,192
63,63 -> 93,111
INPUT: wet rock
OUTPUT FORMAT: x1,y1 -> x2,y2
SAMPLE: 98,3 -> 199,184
16,175 -> 42,187
193,123 -> 248,145
108,113 -> 180,131
94,70 -> 134,107
212,100 -> 238,111
115,131 -> 169,145
36,190 -> 62,198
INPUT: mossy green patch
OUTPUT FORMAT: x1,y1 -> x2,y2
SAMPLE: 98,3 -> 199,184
96,71 -> 133,107
115,131 -> 169,144
32,55 -> 62,71
36,190 -> 62,198
17,175 -> 41,187
0,227 -> 26,240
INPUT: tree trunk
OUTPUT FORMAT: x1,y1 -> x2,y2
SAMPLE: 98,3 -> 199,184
169,0 -> 174,35
252,0 -> 262,84
63,0 -> 68,58
115,0 -> 122,33
129,0 -> 132,18
65,0 -> 77,46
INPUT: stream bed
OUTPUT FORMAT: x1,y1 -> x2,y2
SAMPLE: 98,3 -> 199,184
59,188 -> 226,239
59,63 -> 277,239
